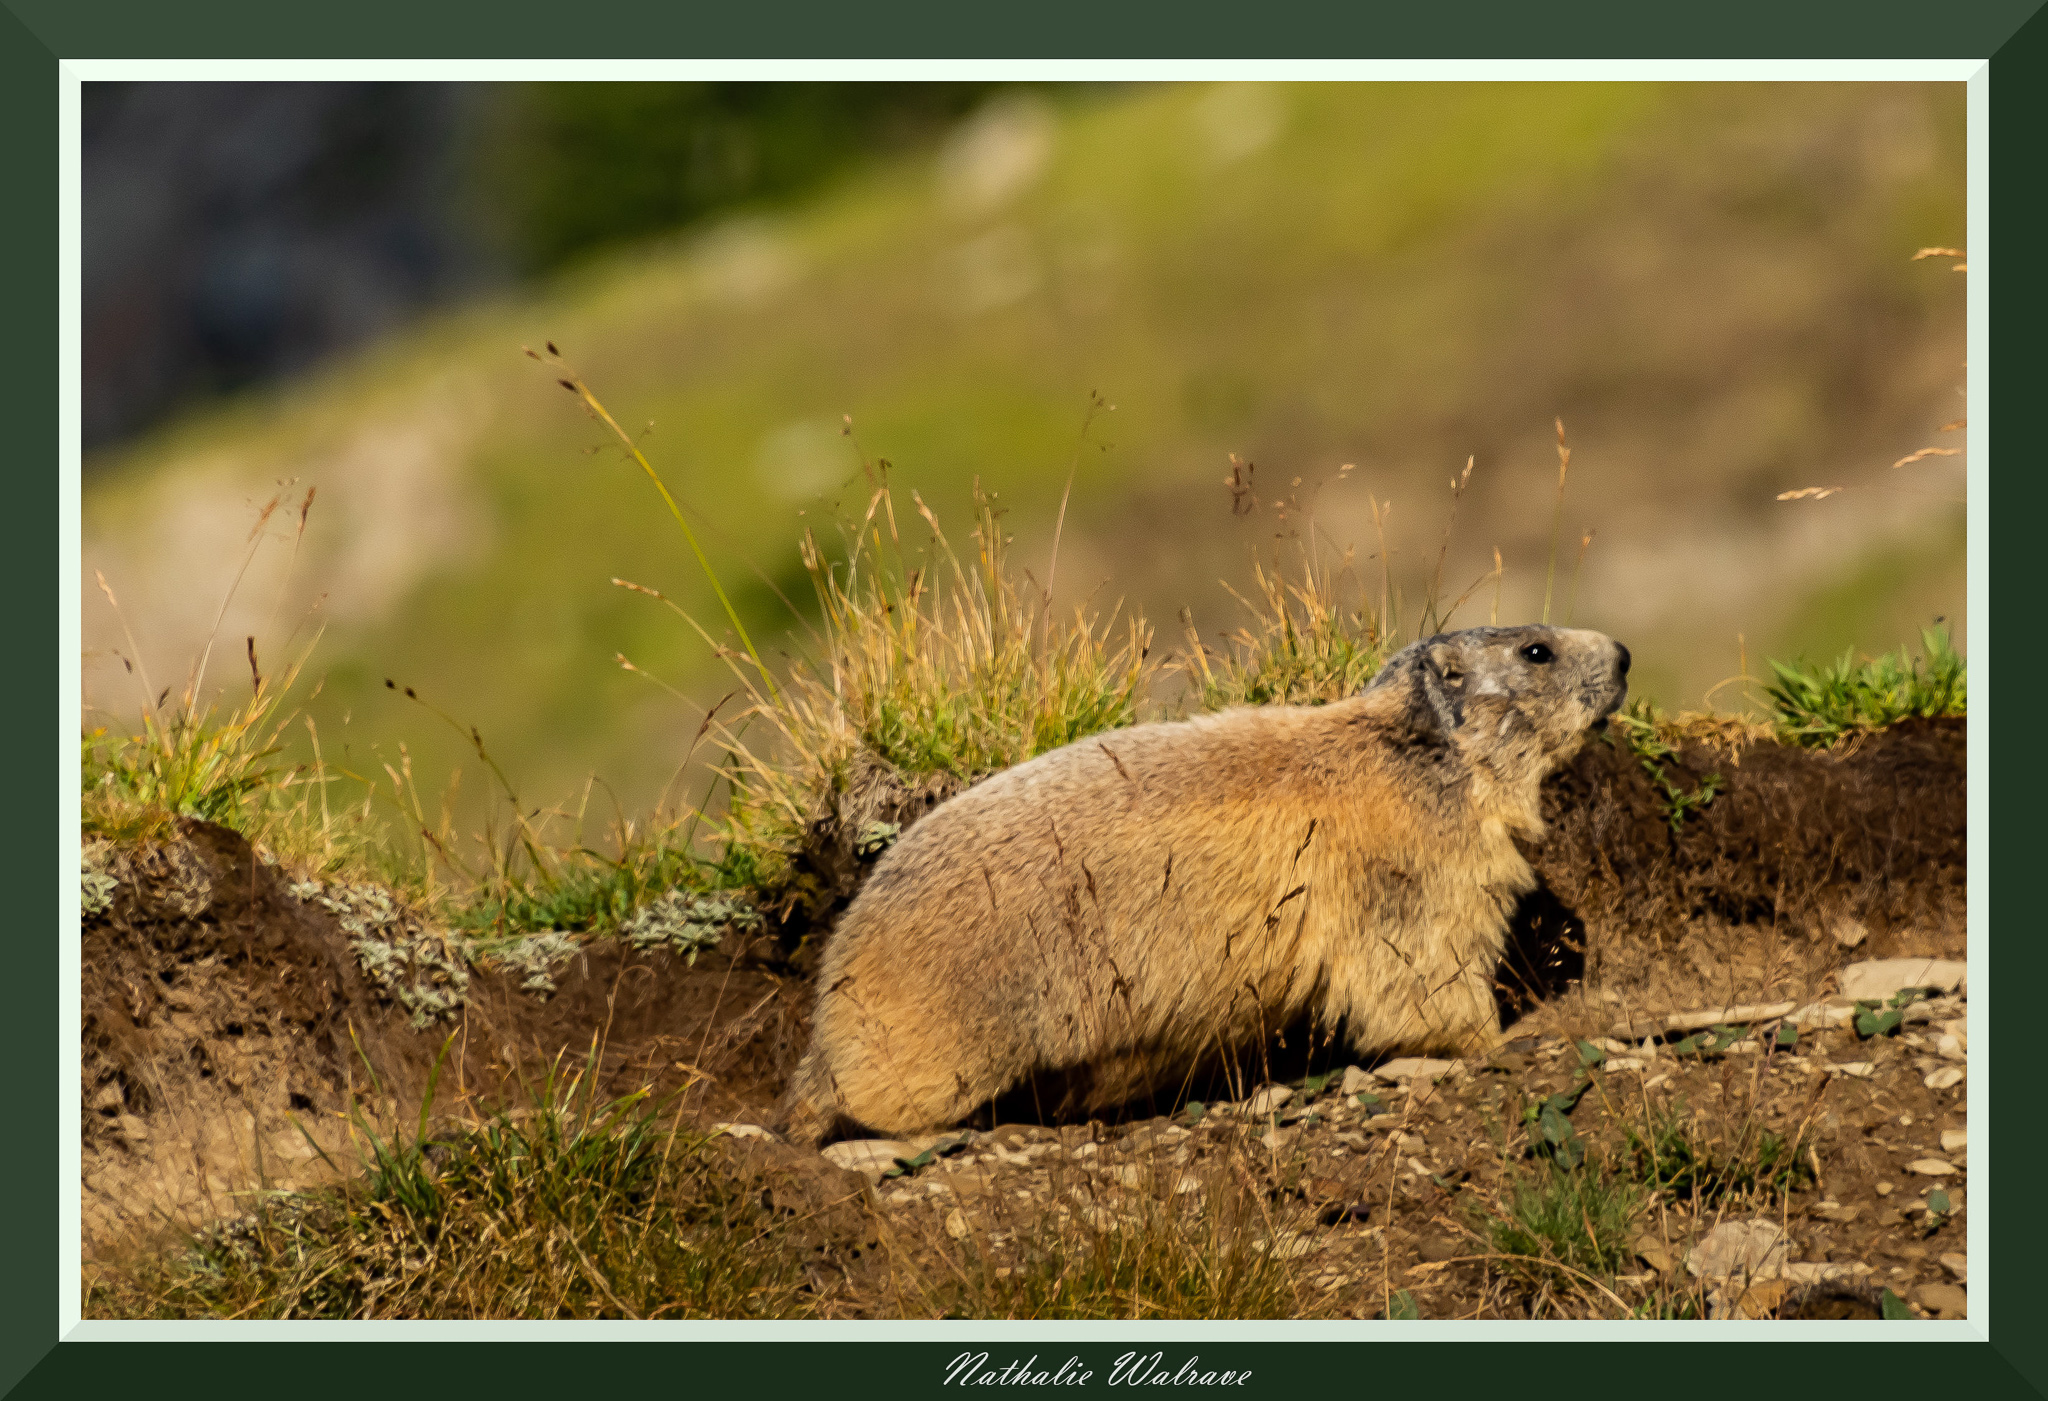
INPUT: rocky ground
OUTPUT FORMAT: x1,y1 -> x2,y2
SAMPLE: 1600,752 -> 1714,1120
755,957 -> 1969,1320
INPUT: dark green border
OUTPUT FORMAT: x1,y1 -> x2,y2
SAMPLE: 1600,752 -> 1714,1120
0,0 -> 2043,58
14,2 -> 2044,1396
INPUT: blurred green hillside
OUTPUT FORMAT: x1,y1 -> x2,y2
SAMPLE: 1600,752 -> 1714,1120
82,81 -> 1966,828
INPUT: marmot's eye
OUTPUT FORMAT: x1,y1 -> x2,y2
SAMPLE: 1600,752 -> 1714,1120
1520,643 -> 1554,664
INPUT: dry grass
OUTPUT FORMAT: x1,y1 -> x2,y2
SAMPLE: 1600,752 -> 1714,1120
85,1049 -> 820,1321
678,477 -> 1158,884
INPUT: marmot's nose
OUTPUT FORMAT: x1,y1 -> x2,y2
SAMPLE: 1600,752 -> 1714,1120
1615,643 -> 1632,676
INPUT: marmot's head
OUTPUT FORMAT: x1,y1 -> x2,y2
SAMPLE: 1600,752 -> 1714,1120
1365,625 -> 1630,811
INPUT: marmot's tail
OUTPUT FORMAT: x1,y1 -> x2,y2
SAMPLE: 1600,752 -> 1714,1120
774,1054 -> 840,1148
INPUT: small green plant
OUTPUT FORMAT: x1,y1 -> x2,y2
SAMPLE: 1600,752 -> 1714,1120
1521,1079 -> 1593,1170
883,1135 -> 974,1180
1610,702 -> 1725,833
1474,1158 -> 1644,1289
1763,626 -> 1965,748
1623,1101 -> 1814,1206
1387,1289 -> 1421,1320
1853,987 -> 1932,1040
1666,1024 -> 1750,1059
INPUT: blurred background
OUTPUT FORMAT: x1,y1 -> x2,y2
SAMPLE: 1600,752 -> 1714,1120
81,80 -> 1967,826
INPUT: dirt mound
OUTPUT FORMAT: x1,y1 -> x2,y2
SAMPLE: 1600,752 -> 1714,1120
1518,718 -> 1964,1018
81,821 -> 806,1253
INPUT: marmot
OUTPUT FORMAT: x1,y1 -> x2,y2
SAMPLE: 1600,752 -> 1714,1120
780,624 -> 1629,1144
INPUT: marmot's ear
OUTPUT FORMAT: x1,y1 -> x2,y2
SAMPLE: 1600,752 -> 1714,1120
1410,640 -> 1466,739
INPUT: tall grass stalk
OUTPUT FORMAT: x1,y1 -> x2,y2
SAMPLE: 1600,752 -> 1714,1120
1540,418 -> 1572,625
534,344 -> 778,703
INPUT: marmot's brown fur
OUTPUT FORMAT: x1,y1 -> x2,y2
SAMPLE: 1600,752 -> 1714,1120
780,625 -> 1629,1144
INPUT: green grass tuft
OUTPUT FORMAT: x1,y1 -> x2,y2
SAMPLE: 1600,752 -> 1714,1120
1474,1158 -> 1645,1289
1180,558 -> 1391,711
1763,625 -> 1965,748
1622,1101 -> 1816,1207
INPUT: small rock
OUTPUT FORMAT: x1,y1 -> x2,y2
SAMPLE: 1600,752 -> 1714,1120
1911,1281 -> 1967,1317
1935,1034 -> 1965,1060
91,1082 -> 124,1113
1876,1182 -> 1895,1197
1071,1141 -> 1098,1157
1906,1158 -> 1955,1176
1788,998 -> 1858,1031
1603,1057 -> 1647,1074
1941,1252 -> 1967,1282
1811,1201 -> 1862,1224
821,1139 -> 920,1184
1830,1062 -> 1877,1079
116,1114 -> 150,1142
1830,914 -> 1870,949
1260,1125 -> 1301,1153
1838,957 -> 1966,1003
1244,1084 -> 1294,1117
1375,1057 -> 1457,1084
1260,1231 -> 1317,1260
1780,1261 -> 1872,1285
1631,1234 -> 1675,1274
945,1208 -> 972,1240
711,1122 -> 778,1142
1736,1279 -> 1794,1317
1339,1066 -> 1377,1095
1925,1066 -> 1965,1091
1418,1236 -> 1460,1263
1393,1131 -> 1428,1153
1940,1128 -> 1968,1154
1687,1220 -> 1790,1281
